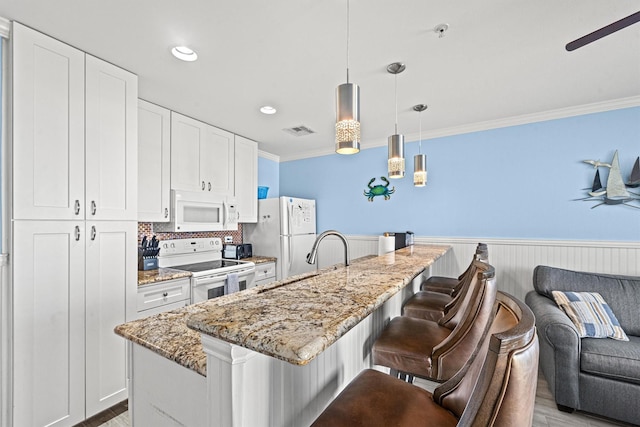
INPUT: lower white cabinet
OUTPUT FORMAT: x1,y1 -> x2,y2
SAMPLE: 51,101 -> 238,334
136,278 -> 190,318
13,220 -> 137,426
254,262 -> 276,287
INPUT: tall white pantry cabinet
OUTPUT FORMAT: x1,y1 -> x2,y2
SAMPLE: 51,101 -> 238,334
11,22 -> 137,427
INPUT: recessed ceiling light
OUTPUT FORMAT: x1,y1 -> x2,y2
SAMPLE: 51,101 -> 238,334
171,46 -> 198,62
260,105 -> 277,115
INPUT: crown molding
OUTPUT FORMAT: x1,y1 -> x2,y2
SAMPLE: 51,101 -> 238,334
258,150 -> 280,162
279,96 -> 640,162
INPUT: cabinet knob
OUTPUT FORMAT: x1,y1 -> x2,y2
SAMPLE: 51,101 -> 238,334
91,200 -> 97,215
162,292 -> 168,298
164,207 -> 169,218
202,181 -> 205,191
208,182 -> 211,191
74,200 -> 81,215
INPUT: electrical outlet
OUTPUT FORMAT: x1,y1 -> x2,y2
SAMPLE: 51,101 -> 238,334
224,236 -> 233,243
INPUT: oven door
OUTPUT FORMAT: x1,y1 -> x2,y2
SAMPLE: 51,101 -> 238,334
192,272 -> 227,303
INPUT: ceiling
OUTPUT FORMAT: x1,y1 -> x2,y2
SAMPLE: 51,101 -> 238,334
1,1 -> 639,161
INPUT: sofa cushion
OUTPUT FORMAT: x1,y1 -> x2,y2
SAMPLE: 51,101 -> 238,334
581,335 -> 640,386
552,291 -> 628,341
533,266 -> 640,335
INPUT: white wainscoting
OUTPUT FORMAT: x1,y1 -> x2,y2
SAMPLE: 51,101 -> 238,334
316,235 -> 640,302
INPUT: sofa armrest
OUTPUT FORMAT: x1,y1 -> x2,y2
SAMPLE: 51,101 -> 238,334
525,291 -> 581,409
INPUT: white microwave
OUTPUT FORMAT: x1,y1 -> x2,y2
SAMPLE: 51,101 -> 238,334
155,190 -> 238,232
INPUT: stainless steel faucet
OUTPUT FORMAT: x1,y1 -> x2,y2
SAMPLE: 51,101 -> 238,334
306,230 -> 350,267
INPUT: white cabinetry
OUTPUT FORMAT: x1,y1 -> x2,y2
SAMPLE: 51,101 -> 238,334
85,55 -> 138,221
13,23 -> 137,221
12,22 -> 85,220
11,23 -> 137,426
234,136 -> 258,223
171,112 -> 234,196
136,278 -> 190,318
254,262 -> 276,287
13,221 -> 86,427
138,100 -> 171,222
85,222 -> 137,416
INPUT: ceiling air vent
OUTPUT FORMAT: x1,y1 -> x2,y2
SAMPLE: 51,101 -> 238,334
283,125 -> 315,137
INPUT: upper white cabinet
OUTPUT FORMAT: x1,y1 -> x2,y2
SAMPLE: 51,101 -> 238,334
13,22 -> 138,221
85,55 -> 138,221
234,136 -> 258,223
138,100 -> 171,222
12,22 -> 85,220
171,112 -> 234,196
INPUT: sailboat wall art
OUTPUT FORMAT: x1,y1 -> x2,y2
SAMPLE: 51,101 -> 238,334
575,151 -> 640,210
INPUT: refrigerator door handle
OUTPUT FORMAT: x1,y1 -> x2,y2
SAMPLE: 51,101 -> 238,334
288,236 -> 293,272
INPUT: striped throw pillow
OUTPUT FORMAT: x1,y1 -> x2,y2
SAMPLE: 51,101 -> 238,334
552,291 -> 628,341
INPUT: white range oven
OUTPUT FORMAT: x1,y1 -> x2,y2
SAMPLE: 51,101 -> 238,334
158,237 -> 255,303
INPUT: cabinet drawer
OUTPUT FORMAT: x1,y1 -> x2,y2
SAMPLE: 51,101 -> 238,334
137,279 -> 190,312
255,262 -> 276,281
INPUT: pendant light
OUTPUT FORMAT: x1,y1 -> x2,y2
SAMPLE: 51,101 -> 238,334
335,0 -> 360,155
413,104 -> 428,187
387,62 -> 406,179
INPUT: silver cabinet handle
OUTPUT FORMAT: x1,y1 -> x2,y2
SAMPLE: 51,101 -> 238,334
202,181 -> 205,190
91,200 -> 97,215
164,208 -> 169,218
208,182 -> 211,191
74,200 -> 80,215
74,226 -> 80,241
91,225 -> 96,241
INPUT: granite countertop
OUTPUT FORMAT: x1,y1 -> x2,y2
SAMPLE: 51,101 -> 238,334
138,267 -> 192,286
116,245 -> 449,374
242,256 -> 277,264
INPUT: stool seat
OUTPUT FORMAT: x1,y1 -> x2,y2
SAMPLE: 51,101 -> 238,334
402,291 -> 452,321
373,317 -> 452,378
311,369 -> 457,427
420,276 -> 459,294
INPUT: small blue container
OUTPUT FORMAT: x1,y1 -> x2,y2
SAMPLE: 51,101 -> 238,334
257,186 -> 269,199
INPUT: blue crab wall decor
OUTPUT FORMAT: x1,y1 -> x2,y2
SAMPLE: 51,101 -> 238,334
363,176 -> 395,201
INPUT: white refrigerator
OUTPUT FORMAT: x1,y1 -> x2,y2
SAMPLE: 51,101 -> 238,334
243,196 -> 317,280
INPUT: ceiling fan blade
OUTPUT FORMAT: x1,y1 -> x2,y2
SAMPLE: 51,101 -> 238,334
566,11 -> 640,51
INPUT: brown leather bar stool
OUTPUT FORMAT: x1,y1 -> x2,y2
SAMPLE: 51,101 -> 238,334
421,243 -> 488,295
372,260 -> 497,382
311,292 -> 539,427
403,247 -> 489,321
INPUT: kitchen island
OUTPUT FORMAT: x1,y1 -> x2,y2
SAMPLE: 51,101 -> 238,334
116,244 -> 450,426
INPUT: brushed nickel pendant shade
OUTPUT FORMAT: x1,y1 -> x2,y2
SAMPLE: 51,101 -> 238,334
335,0 -> 360,155
413,104 -> 428,187
387,62 -> 406,178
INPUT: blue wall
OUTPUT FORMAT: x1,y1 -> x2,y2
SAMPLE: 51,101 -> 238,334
258,155 -> 280,198
280,107 -> 640,241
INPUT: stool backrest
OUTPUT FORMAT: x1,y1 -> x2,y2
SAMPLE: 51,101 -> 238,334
446,247 -> 490,311
433,292 -> 539,426
431,261 -> 498,380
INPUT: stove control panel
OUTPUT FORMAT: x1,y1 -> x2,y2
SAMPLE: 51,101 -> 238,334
160,237 -> 222,256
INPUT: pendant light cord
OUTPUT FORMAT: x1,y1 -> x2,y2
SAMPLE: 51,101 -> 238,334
394,73 -> 398,134
346,0 -> 350,83
418,110 -> 422,154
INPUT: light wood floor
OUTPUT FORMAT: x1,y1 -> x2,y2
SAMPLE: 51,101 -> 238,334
95,370 -> 633,427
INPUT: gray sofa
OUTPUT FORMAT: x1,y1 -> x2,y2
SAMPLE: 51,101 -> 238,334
525,265 -> 640,425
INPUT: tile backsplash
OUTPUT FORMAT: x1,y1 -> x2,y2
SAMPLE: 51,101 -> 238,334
138,222 -> 242,244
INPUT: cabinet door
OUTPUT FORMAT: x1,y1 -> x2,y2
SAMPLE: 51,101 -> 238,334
202,126 -> 234,196
12,23 -> 85,220
234,136 -> 258,222
171,112 -> 206,192
85,55 -> 138,221
13,221 -> 86,427
138,100 -> 171,222
85,221 -> 137,417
